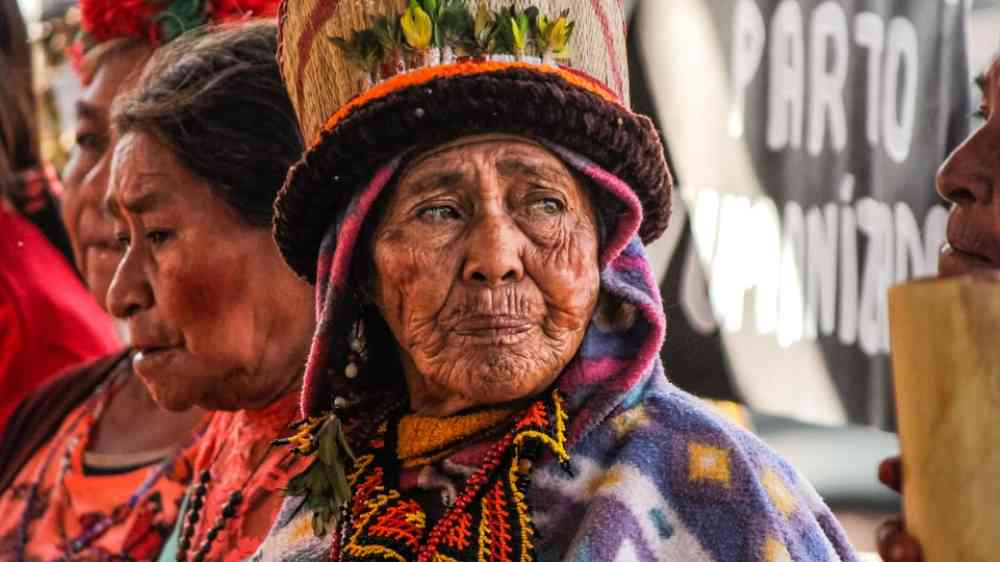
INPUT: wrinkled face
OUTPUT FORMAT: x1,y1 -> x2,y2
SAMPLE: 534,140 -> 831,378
370,135 -> 601,416
61,45 -> 151,308
106,132 -> 315,412
937,57 -> 1000,278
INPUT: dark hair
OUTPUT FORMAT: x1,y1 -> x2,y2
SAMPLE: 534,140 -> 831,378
0,0 -> 40,172
113,20 -> 302,227
0,60 -> 19,182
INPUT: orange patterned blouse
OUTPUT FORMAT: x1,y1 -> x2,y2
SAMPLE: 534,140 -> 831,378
0,372 -> 201,561
171,390 -> 309,562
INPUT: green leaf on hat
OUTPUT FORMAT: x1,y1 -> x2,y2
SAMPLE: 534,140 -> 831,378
329,28 -> 385,72
371,14 -> 403,53
473,2 -> 497,52
439,0 -> 475,50
421,0 -> 440,18
492,7 -> 516,54
154,0 -> 208,42
330,2 -> 578,70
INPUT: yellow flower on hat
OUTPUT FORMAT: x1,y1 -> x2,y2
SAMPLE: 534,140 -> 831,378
512,8 -> 536,55
510,16 -> 527,54
537,10 -> 574,58
402,0 -> 433,50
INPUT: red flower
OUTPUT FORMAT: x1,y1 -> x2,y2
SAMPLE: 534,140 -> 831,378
209,0 -> 280,23
80,0 -> 158,43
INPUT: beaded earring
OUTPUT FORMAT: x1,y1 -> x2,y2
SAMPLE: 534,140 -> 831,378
345,312 -> 368,380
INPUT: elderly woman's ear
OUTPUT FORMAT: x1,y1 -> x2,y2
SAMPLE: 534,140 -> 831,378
593,290 -> 636,333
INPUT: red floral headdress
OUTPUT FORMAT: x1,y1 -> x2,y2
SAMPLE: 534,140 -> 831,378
71,0 -> 280,79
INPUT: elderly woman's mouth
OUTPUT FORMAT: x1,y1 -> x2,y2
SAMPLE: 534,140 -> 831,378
452,316 -> 535,339
132,345 -> 182,374
940,243 -> 998,278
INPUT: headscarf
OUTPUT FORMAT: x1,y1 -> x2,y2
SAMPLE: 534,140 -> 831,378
299,138 -> 649,419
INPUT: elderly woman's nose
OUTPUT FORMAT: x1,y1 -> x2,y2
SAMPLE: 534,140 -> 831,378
936,132 -> 996,207
462,215 -> 526,286
106,249 -> 153,318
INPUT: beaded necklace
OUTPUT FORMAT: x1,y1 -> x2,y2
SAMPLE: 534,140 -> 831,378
174,432 -> 293,561
55,445 -> 193,559
14,388 -> 96,561
13,363 -> 193,562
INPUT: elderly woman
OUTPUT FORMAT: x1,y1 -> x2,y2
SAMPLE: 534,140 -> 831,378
0,3 -> 280,560
876,56 -> 1000,562
248,2 -> 859,561
97,20 -> 319,562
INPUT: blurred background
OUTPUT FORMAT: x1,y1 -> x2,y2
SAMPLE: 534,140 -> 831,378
13,0 -> 1000,554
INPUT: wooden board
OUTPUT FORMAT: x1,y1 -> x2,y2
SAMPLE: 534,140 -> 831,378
889,276 -> 1000,562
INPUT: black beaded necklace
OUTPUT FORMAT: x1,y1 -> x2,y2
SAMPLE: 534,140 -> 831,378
175,470 -> 244,562
174,443 -> 288,562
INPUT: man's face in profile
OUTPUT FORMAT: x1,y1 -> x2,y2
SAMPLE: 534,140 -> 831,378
936,57 -> 1000,279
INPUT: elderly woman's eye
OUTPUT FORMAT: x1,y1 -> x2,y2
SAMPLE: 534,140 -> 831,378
529,198 -> 566,216
115,232 -> 132,249
75,131 -> 108,153
147,229 -> 173,246
417,205 -> 462,222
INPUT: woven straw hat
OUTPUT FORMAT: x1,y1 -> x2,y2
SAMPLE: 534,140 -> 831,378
275,0 -> 671,281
